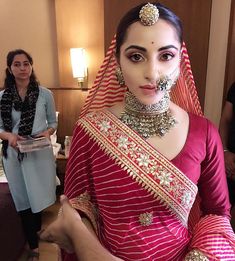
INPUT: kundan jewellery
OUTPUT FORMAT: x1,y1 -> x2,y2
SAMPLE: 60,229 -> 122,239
115,66 -> 125,86
156,67 -> 180,91
139,3 -> 159,26
119,91 -> 177,139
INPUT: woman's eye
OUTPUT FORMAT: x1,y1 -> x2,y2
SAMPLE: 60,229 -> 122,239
160,53 -> 174,61
129,53 -> 144,62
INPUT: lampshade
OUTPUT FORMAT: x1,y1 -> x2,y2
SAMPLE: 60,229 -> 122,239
70,48 -> 87,80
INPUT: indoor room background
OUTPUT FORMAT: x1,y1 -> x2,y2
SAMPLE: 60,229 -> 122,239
0,0 -> 234,143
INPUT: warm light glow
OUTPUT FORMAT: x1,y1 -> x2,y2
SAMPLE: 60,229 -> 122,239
70,48 -> 87,80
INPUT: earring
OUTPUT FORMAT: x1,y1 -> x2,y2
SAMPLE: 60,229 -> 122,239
115,67 -> 125,86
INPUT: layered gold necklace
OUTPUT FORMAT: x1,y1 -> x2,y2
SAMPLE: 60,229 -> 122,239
119,91 -> 177,139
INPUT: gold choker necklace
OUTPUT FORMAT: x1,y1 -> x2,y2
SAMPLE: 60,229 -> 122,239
119,92 -> 177,139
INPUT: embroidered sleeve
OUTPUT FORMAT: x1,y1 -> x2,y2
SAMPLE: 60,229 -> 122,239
69,191 -> 98,234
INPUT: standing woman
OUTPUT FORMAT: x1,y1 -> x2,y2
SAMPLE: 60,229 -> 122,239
0,49 -> 57,260
42,2 -> 235,260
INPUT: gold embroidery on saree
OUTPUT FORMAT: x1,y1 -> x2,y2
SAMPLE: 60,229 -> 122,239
79,111 -> 198,227
139,212 -> 153,226
69,191 -> 98,234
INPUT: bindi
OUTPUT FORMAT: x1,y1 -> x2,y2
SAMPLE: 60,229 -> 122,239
151,41 -> 154,44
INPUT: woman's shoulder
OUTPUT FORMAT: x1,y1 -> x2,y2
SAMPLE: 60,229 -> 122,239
38,86 -> 53,99
38,86 -> 52,94
189,113 -> 218,136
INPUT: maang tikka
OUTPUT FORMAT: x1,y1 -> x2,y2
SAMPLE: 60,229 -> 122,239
139,3 -> 159,26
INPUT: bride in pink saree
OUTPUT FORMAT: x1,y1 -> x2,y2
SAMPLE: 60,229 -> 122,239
43,2 -> 235,260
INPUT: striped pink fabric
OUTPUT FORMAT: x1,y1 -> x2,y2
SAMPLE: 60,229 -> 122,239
64,125 -> 190,260
189,215 -> 235,260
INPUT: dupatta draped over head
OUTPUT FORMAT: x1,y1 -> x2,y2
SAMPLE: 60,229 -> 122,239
80,36 -> 203,119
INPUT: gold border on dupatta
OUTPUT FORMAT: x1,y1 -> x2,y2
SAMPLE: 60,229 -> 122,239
79,111 -> 198,227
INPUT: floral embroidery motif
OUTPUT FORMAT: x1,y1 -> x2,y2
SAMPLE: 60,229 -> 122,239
117,136 -> 129,149
154,167 -> 173,187
137,153 -> 151,167
99,120 -> 111,132
181,191 -> 192,206
139,212 -> 153,226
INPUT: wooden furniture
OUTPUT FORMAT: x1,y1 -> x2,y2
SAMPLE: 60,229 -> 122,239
0,183 -> 25,261
56,153 -> 68,194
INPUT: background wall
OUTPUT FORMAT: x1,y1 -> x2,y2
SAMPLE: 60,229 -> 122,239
55,0 -> 104,88
0,0 -> 59,88
204,0 -> 231,126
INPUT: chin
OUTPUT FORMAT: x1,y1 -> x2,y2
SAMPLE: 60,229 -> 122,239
139,93 -> 165,105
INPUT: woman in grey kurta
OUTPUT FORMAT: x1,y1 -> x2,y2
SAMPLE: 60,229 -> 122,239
0,49 -> 57,260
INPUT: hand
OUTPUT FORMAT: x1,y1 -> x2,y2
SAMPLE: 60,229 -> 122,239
40,195 -> 82,253
35,130 -> 51,140
224,151 -> 235,178
7,133 -> 24,149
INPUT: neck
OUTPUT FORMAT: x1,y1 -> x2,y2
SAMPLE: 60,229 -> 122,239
15,79 -> 30,90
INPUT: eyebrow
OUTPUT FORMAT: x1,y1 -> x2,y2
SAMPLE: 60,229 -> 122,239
13,61 -> 30,64
125,44 -> 178,52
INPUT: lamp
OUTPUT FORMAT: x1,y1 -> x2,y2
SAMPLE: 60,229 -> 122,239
70,48 -> 88,89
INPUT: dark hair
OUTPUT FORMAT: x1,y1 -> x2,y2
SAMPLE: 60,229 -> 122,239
3,49 -> 39,89
116,2 -> 183,57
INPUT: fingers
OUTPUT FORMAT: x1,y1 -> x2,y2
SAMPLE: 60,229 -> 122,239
40,228 -> 54,242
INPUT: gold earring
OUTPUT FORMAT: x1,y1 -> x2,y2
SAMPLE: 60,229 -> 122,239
115,67 -> 125,86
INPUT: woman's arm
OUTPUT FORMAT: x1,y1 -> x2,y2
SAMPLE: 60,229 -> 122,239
40,195 -> 122,261
35,88 -> 57,139
219,101 -> 233,150
0,131 -> 24,148
219,101 -> 235,176
186,120 -> 235,259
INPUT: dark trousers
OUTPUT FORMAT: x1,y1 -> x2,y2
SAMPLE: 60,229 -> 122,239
18,208 -> 42,249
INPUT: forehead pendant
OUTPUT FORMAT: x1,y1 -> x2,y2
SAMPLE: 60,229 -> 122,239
139,3 -> 159,26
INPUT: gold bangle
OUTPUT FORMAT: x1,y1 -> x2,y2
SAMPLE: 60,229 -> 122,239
185,249 -> 209,261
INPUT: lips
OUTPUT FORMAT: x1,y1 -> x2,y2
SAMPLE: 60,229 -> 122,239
139,84 -> 156,90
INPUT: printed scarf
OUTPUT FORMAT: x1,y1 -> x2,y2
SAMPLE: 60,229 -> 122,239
0,83 -> 39,160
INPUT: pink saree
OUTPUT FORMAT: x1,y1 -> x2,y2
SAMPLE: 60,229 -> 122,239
63,38 -> 235,260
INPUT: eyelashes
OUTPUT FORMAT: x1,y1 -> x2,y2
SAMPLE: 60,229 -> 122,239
126,51 -> 176,63
127,53 -> 145,62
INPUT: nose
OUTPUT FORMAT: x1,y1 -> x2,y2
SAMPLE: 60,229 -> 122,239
19,64 -> 26,70
144,60 -> 160,83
